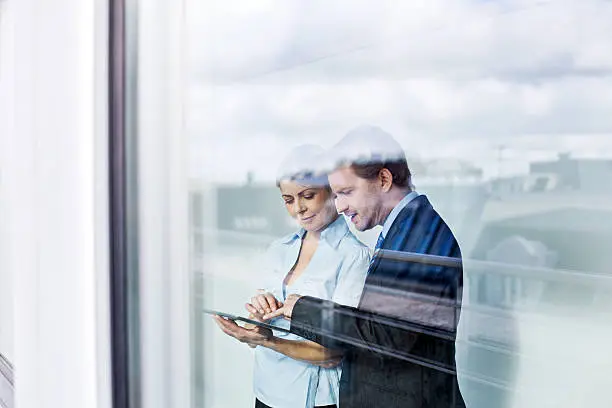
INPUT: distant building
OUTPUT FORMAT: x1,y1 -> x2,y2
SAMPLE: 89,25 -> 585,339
471,152 -> 612,312
490,153 -> 612,196
529,153 -> 612,192
415,158 -> 484,184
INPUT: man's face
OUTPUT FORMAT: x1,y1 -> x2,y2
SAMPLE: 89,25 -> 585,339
329,166 -> 383,231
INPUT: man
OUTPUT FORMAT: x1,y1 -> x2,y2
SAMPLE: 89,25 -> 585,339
216,125 -> 465,407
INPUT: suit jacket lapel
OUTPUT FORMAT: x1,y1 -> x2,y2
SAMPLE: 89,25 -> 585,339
366,195 -> 430,279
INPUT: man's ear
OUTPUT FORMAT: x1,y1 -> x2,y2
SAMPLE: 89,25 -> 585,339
379,168 -> 393,192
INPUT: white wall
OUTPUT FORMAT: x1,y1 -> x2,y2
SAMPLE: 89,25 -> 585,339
0,0 -> 15,364
0,1 -> 111,408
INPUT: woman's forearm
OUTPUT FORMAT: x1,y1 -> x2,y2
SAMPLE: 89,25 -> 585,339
260,337 -> 342,367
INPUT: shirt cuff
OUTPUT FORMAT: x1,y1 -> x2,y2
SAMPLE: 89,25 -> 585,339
289,296 -> 325,344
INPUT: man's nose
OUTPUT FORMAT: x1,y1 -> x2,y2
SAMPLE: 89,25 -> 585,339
335,197 -> 347,213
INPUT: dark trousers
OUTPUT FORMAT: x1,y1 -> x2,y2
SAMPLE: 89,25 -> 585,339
255,398 -> 336,408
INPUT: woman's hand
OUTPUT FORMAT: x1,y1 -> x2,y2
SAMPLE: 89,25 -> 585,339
262,294 -> 301,320
213,315 -> 272,348
246,291 -> 282,316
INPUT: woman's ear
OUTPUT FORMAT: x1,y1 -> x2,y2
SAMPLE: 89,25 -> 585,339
379,168 -> 394,192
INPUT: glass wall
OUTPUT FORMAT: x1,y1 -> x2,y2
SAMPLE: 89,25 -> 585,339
130,1 -> 612,407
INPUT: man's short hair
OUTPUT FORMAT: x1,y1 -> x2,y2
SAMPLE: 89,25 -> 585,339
326,125 -> 413,189
351,160 -> 412,188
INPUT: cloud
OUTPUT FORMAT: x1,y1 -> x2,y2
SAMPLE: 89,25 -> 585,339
185,0 -> 612,181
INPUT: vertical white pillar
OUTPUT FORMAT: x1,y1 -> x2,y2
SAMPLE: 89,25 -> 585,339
0,0 -> 15,367
5,1 -> 112,407
137,0 -> 192,407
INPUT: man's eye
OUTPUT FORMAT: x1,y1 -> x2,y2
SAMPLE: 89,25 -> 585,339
303,194 -> 314,199
284,200 -> 293,205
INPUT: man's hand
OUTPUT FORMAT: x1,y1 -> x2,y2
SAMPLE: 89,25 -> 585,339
213,315 -> 272,348
262,294 -> 302,320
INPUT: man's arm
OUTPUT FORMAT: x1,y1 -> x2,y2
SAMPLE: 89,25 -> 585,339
290,296 -> 420,354
265,282 -> 459,367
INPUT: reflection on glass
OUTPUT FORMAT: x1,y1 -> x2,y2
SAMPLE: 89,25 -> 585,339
183,2 -> 612,408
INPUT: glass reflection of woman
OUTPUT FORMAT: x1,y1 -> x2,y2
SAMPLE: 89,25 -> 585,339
216,144 -> 369,408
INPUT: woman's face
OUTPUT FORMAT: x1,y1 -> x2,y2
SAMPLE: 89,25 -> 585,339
279,180 -> 338,232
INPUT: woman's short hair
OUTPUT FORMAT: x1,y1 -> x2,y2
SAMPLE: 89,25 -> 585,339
276,144 -> 329,188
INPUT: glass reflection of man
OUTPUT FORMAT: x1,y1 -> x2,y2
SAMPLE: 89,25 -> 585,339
217,125 -> 465,408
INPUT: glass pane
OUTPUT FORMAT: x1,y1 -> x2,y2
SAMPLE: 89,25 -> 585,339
136,1 -> 612,407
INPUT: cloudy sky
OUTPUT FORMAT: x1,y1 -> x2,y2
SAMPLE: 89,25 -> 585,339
184,0 -> 612,183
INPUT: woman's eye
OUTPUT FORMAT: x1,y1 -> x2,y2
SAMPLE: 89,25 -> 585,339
284,200 -> 293,205
303,194 -> 314,199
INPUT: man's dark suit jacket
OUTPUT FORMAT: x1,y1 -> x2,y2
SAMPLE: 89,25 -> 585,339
290,195 -> 465,407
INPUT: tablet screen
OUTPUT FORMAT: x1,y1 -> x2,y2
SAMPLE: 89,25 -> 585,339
203,308 -> 292,334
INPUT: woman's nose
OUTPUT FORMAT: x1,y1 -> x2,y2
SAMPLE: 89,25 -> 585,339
293,200 -> 306,214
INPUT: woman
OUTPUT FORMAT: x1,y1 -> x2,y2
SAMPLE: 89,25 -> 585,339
220,144 -> 369,408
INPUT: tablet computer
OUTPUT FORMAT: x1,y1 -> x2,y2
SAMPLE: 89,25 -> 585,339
203,308 -> 292,334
